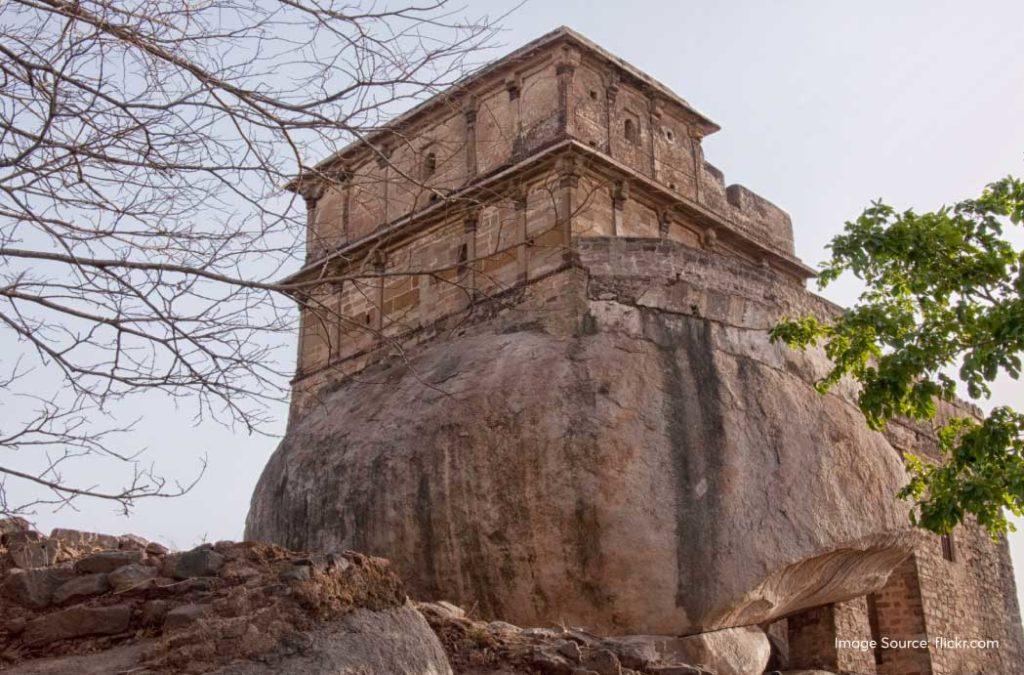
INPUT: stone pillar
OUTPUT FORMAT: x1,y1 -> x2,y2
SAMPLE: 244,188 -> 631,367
556,45 -> 581,137
371,249 -> 386,338
690,127 -> 704,205
605,71 -> 620,157
658,209 -> 671,240
300,182 -> 326,262
612,180 -> 629,236
514,188 -> 528,283
377,145 -> 392,223
339,170 -> 352,243
463,209 -> 479,298
463,96 -> 478,179
703,225 -> 718,251
648,95 -> 663,179
556,155 -> 580,258
506,73 -> 522,157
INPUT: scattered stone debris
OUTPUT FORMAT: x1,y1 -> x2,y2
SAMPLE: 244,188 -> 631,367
0,518 -> 429,674
0,519 -> 829,674
418,600 -> 792,675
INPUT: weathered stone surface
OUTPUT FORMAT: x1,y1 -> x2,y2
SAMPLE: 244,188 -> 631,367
669,626 -> 771,675
51,572 -> 109,604
2,642 -> 151,674
0,517 -> 31,537
22,604 -> 132,645
163,602 -> 209,630
163,546 -> 224,579
74,549 -> 143,574
7,537 -> 59,568
145,541 -> 170,556
246,261 -> 919,635
1,566 -> 75,608
208,604 -> 452,675
108,563 -> 158,591
118,534 -> 149,550
49,528 -> 120,551
141,598 -> 171,626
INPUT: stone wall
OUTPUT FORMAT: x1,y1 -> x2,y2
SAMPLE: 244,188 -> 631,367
290,29 -> 804,401
782,525 -> 1023,675
291,149 -> 811,418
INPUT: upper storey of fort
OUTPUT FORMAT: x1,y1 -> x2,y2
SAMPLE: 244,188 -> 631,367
290,26 -> 811,277
287,27 -> 816,404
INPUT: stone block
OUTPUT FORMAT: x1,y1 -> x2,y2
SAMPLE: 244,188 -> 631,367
108,563 -> 159,592
23,604 -> 132,645
1,565 -> 76,608
52,573 -> 109,604
75,550 -> 144,574
162,547 -> 224,580
50,528 -> 120,551
163,603 -> 209,630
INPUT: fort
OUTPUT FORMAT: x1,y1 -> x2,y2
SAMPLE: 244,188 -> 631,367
245,27 -> 1024,674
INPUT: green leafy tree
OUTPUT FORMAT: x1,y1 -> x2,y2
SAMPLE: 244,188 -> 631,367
771,177 -> 1024,537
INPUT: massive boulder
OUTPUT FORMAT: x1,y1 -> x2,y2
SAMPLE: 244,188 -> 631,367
246,239 -> 919,635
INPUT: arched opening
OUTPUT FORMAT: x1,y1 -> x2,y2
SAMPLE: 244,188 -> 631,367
624,118 -> 638,144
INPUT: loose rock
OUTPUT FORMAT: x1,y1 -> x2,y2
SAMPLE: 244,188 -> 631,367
118,534 -> 149,550
163,547 -> 224,580
163,603 -> 209,631
1,566 -> 76,608
670,626 -> 771,675
145,542 -> 170,556
51,573 -> 109,605
23,604 -> 132,645
49,528 -> 120,551
74,550 -> 144,574
108,563 -> 159,592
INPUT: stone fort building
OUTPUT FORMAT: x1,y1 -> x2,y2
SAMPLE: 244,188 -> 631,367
246,28 -> 1024,674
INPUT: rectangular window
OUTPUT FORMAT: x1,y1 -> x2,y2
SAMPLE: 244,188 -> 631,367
941,534 -> 956,562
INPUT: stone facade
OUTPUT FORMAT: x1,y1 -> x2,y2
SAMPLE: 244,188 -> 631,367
248,27 -> 1024,673
282,27 -> 809,420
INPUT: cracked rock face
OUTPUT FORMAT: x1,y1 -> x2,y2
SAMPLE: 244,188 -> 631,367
246,247 -> 919,635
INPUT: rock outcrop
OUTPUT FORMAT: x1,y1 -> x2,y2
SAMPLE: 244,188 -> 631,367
2,521 -> 758,675
0,521 -> 452,674
246,240 -> 919,636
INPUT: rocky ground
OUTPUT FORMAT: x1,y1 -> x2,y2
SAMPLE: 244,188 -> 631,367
0,518 -> 830,674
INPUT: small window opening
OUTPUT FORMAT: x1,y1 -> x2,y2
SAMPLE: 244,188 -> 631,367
507,83 -> 520,101
669,182 -> 678,191
423,152 -> 436,179
624,118 -> 639,144
364,312 -> 372,325
664,127 -> 675,142
941,533 -> 956,562
589,89 -> 598,100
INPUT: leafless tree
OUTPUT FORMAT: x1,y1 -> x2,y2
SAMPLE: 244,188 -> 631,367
0,0 -> 503,515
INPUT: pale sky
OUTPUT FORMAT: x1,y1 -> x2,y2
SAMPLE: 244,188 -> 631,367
13,0 -> 1024,612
